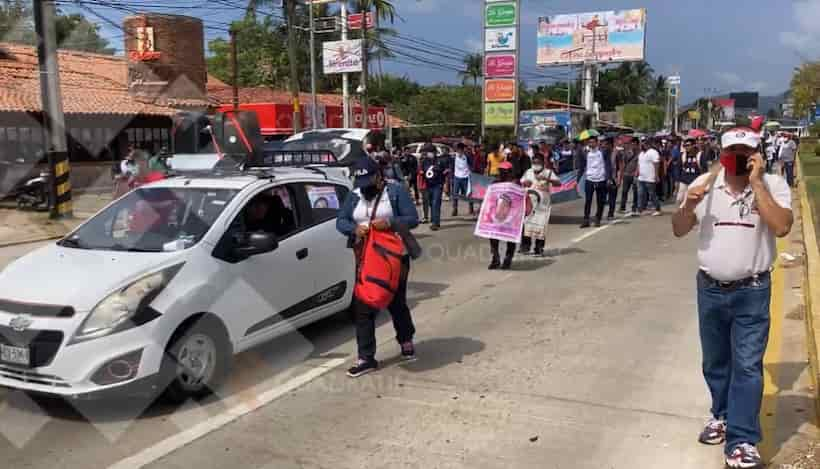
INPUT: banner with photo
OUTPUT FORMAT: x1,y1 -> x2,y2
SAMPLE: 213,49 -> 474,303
474,182 -> 526,243
537,9 -> 647,65
306,185 -> 340,209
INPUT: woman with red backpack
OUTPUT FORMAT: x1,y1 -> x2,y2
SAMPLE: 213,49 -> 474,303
337,157 -> 421,378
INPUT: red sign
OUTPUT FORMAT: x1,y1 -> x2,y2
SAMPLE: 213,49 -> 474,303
484,79 -> 516,102
218,103 -> 387,135
485,54 -> 516,78
348,12 -> 374,30
129,50 -> 161,61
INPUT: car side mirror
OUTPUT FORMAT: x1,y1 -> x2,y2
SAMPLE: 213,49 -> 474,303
235,232 -> 279,259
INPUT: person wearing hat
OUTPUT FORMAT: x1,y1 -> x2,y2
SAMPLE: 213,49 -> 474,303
337,157 -> 420,378
672,128 -> 793,469
575,135 -> 612,228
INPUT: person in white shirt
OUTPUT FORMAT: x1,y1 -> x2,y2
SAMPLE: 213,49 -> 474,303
672,127 -> 793,469
575,136 -> 611,228
637,139 -> 662,216
519,154 -> 561,256
778,135 -> 797,187
450,143 -> 475,216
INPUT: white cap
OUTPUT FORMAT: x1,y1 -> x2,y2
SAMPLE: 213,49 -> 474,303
721,128 -> 761,149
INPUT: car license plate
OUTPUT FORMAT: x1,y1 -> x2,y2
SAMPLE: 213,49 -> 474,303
0,344 -> 30,366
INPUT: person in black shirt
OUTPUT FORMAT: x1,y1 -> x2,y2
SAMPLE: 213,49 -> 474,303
400,149 -> 420,204
676,137 -> 703,205
420,143 -> 447,230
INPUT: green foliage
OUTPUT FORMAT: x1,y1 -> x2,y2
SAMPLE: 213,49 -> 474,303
621,104 -> 664,132
368,74 -> 421,107
594,61 -> 658,111
207,17 -> 290,89
0,2 -> 113,54
458,52 -> 483,87
395,84 -> 480,127
791,62 -> 820,118
815,144 -> 820,157
810,122 -> 820,137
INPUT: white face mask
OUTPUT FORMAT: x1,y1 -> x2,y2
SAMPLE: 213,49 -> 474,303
527,148 -> 535,157
532,165 -> 544,172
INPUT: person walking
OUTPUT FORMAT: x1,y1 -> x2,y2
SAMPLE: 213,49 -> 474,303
676,137 -> 704,205
487,161 -> 518,270
603,136 -> 619,221
519,154 -> 561,256
486,143 -> 506,177
451,143 -> 475,217
576,135 -> 611,228
507,143 -> 530,182
337,157 -> 421,378
638,139 -> 662,216
420,143 -> 447,230
672,127 -> 792,469
619,137 -> 640,216
400,148 -> 420,204
778,134 -> 797,187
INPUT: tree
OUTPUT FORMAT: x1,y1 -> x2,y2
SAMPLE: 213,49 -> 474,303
350,0 -> 397,127
207,17 -> 289,89
368,73 -> 420,107
790,61 -> 820,118
458,52 -> 482,87
396,85 -> 480,128
621,104 -> 664,132
0,2 -> 113,54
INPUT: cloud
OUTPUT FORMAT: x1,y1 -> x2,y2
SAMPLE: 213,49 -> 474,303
779,0 -> 820,58
464,38 -> 482,52
716,71 -> 742,87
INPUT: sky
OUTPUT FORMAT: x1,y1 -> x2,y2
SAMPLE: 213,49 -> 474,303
68,0 -> 819,104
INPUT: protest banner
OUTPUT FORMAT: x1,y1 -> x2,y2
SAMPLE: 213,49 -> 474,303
474,182 -> 526,243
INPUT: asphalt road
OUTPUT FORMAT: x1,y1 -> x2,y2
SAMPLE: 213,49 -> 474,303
0,197 -> 812,468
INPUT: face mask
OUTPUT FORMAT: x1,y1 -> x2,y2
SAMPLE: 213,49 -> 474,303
720,152 -> 750,176
527,149 -> 535,158
361,185 -> 380,201
532,165 -> 544,172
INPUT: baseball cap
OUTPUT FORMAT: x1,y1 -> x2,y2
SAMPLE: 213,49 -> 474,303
721,128 -> 761,149
352,157 -> 382,188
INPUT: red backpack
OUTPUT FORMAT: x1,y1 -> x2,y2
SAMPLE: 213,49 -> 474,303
354,191 -> 406,309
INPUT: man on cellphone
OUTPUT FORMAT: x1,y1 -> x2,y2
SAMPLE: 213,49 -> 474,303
672,128 -> 793,469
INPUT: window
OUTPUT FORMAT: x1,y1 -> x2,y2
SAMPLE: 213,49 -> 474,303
304,183 -> 348,224
230,184 -> 302,241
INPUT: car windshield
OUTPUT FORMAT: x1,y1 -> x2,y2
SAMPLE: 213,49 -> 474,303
59,187 -> 238,252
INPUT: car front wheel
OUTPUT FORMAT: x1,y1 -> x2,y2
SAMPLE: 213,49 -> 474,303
160,318 -> 230,404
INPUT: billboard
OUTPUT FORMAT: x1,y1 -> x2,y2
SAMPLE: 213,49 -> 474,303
536,9 -> 646,65
729,92 -> 758,110
484,79 -> 517,102
323,39 -> 362,74
484,102 -> 516,126
485,2 -> 517,27
713,98 -> 735,121
485,54 -> 516,77
485,27 -> 516,52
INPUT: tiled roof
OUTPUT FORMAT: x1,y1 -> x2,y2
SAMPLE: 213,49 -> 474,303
209,86 -> 410,127
0,43 -> 222,116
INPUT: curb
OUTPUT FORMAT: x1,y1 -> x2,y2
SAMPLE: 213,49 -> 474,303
798,160 -> 820,418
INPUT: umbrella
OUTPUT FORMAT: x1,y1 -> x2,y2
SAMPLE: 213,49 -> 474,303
764,121 -> 781,128
687,129 -> 707,139
576,129 -> 600,141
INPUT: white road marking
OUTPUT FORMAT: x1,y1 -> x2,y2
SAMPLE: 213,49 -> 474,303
108,358 -> 346,469
569,219 -> 626,245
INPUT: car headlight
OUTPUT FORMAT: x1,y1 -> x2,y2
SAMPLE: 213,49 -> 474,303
70,264 -> 183,344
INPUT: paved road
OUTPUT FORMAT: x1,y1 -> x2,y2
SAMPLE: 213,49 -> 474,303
0,198 -> 813,468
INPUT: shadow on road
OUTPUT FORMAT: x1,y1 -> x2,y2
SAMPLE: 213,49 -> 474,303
399,337 -> 485,373
508,258 -> 556,271
761,361 -> 814,463
550,215 -> 587,225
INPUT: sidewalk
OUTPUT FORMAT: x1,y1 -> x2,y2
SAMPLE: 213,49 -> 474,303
0,192 -> 111,246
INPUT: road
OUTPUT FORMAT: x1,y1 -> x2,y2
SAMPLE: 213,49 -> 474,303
0,197 -> 814,469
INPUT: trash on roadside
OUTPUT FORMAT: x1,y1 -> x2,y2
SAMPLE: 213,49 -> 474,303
780,252 -> 798,262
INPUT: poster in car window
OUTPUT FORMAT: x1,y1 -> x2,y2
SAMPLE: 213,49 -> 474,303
306,185 -> 339,209
474,182 -> 525,243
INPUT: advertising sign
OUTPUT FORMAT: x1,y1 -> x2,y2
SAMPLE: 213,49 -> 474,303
348,12 -> 374,30
484,102 -> 516,126
323,39 -> 362,74
484,79 -> 516,102
474,182 -> 526,243
713,98 -> 735,121
486,2 -> 517,27
485,54 -> 516,77
485,27 -> 516,52
536,9 -> 646,65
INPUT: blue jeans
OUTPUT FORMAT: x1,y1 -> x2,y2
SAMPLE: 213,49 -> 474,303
638,181 -> 660,212
783,161 -> 795,187
428,184 -> 443,226
697,271 -> 771,454
452,177 -> 474,212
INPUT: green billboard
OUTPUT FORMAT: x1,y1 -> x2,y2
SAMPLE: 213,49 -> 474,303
485,2 -> 516,27
484,102 -> 516,127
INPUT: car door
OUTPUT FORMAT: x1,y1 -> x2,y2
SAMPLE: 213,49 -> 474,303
211,183 -> 317,346
296,182 -> 355,313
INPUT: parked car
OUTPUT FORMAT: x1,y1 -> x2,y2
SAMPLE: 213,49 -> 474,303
0,167 -> 355,402
403,142 -> 453,159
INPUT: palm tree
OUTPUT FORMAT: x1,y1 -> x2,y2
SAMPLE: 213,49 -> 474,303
459,52 -> 483,87
349,0 -> 397,127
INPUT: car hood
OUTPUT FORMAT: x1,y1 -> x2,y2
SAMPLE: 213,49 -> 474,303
0,243 -> 187,310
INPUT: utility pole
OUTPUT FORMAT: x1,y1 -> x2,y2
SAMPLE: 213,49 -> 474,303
33,0 -> 71,219
286,0 -> 302,133
230,26 -> 239,110
359,4 -> 369,129
308,0 -> 318,129
341,1 -> 350,127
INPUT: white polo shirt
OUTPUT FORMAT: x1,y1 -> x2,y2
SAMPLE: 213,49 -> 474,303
687,169 -> 791,281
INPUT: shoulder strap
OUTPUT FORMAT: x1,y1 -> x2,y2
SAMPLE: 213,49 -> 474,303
368,188 -> 385,223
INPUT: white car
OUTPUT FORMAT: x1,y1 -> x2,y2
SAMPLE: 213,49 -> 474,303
0,168 -> 355,401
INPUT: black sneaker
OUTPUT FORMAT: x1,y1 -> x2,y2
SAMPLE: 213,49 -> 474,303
488,259 -> 501,270
725,443 -> 763,469
698,418 -> 726,445
593,219 -> 602,227
400,342 -> 417,362
580,221 -> 591,229
346,358 -> 378,378
533,249 -> 545,257
431,224 -> 440,231
501,258 -> 512,270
